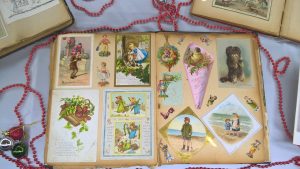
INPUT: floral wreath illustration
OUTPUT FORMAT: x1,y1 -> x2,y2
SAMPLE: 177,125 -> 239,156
0,0 -> 298,168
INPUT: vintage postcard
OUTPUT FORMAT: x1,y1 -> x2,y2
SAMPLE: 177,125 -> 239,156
55,34 -> 94,88
159,107 -> 207,160
115,34 -> 151,86
0,16 -> 7,39
217,38 -> 254,88
158,72 -> 183,106
202,94 -> 261,154
212,0 -> 272,20
47,89 -> 99,163
102,89 -> 154,160
0,0 -> 59,24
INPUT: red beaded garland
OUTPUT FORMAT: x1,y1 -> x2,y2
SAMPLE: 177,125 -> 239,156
0,0 -> 298,168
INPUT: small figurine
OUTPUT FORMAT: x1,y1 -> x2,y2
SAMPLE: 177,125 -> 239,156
96,34 -> 111,57
244,96 -> 260,112
246,140 -> 261,158
206,95 -> 217,107
160,107 -> 175,120
159,140 -> 174,163
97,62 -> 110,87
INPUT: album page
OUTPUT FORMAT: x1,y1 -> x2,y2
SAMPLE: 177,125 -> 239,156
45,33 -> 158,167
155,33 -> 270,164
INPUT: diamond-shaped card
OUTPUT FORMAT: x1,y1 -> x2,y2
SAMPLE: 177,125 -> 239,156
202,94 -> 261,154
159,107 -> 210,160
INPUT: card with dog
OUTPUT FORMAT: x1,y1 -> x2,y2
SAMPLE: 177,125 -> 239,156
217,38 -> 254,88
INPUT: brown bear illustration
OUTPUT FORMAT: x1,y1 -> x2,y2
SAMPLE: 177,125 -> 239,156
220,46 -> 245,83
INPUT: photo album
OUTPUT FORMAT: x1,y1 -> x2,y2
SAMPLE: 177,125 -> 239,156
0,0 -> 73,57
293,68 -> 300,145
191,0 -> 300,42
45,32 -> 270,167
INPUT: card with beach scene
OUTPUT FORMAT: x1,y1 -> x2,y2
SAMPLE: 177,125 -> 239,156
202,94 -> 261,154
159,107 -> 209,161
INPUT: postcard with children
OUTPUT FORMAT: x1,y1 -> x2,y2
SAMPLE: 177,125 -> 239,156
45,32 -> 269,167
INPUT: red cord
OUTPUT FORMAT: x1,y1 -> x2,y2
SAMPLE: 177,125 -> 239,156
70,0 -> 114,17
0,0 -> 297,168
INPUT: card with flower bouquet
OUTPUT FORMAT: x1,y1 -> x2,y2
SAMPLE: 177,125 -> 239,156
45,32 -> 269,168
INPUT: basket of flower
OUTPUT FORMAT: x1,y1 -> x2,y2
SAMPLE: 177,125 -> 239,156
59,96 -> 95,127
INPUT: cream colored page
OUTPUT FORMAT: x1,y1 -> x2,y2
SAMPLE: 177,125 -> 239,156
0,0 -> 70,49
191,0 -> 285,36
280,0 -> 300,42
156,33 -> 268,164
46,33 -> 158,167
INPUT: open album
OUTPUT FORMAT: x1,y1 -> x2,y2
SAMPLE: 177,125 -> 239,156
0,0 -> 73,57
45,32 -> 270,167
191,0 -> 300,42
293,68 -> 300,145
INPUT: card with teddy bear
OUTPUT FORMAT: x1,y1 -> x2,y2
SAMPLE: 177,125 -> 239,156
44,32 -> 269,168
